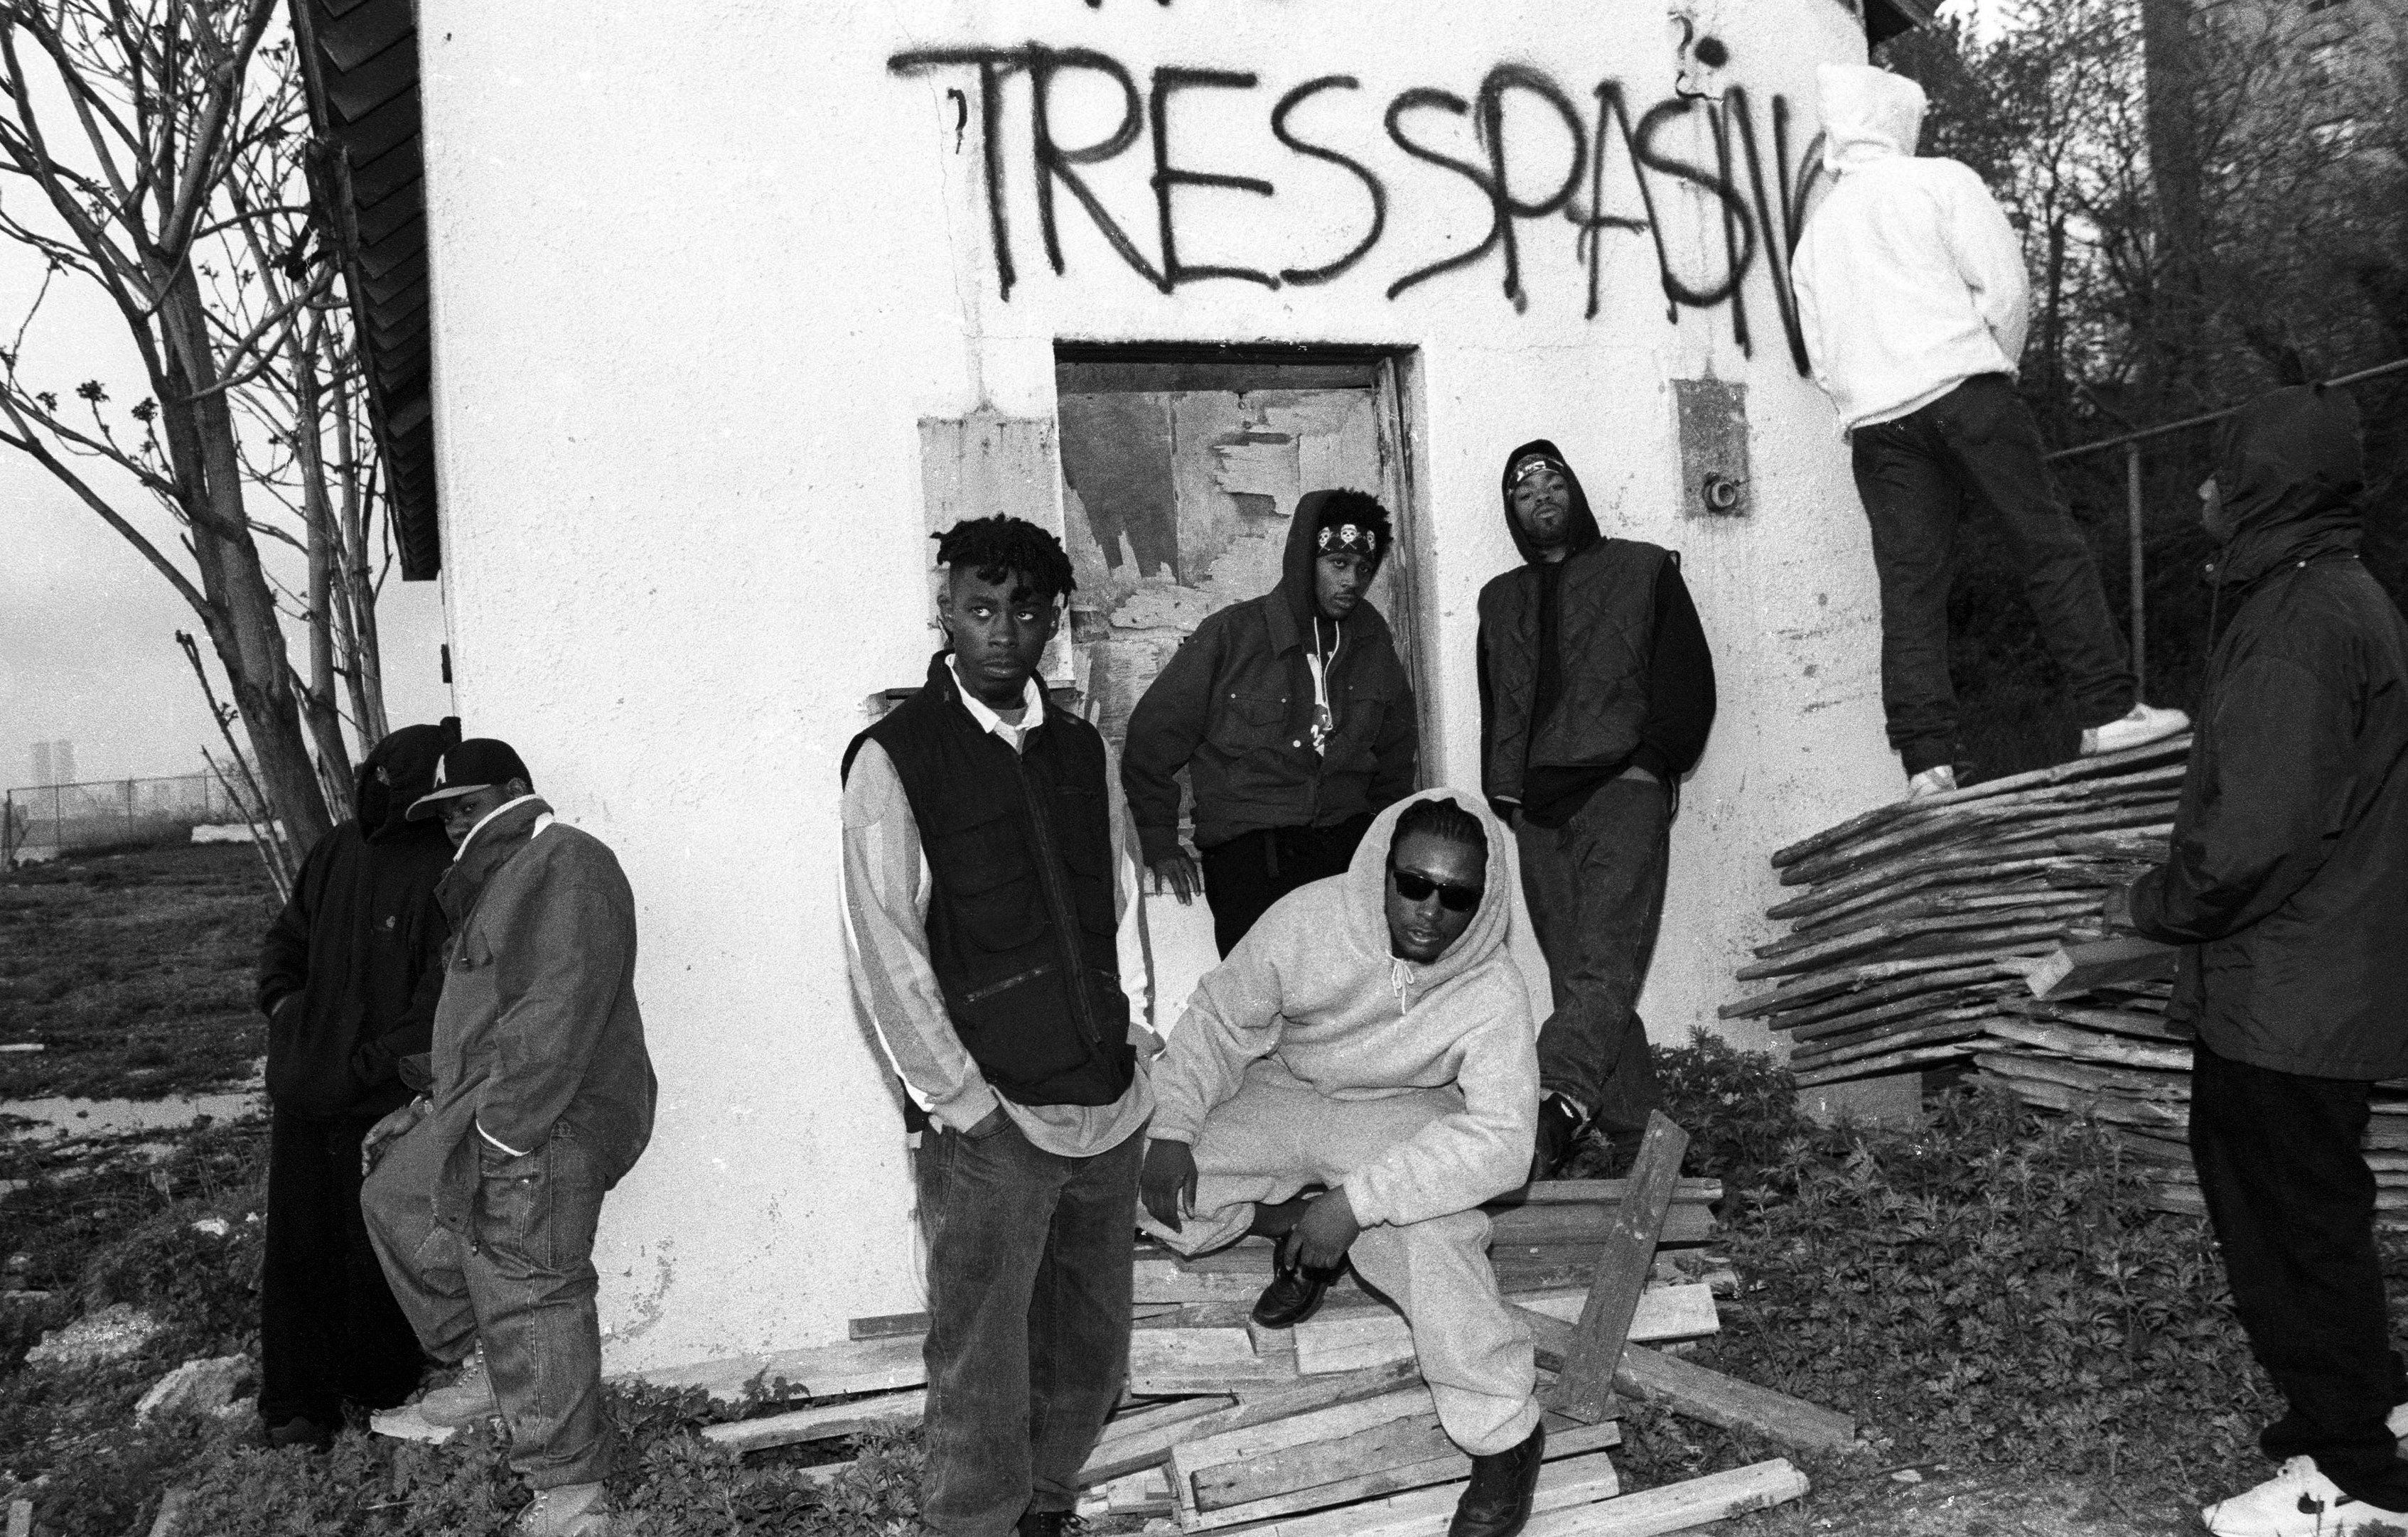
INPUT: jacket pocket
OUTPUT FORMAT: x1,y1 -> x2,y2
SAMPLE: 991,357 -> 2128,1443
927,811 -> 1047,953
1209,689 -> 1290,754
1052,784 -> 1118,937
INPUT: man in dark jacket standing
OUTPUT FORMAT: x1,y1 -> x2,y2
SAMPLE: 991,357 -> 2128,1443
1478,441 -> 1716,1179
254,721 -> 456,1449
1123,489 -> 1419,956
360,739 -> 656,1537
2108,387 -> 2408,1537
843,516 -> 1159,1537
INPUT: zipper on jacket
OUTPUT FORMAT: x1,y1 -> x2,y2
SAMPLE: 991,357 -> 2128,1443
1008,753 -> 1106,1054
964,961 -> 1055,1005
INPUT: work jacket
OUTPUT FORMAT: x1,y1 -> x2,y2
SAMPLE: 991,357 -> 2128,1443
1122,490 -> 1417,863
2127,387 -> 2408,1080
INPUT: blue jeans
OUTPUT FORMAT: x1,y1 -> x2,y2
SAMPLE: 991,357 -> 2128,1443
915,1115 -> 1143,1537
363,1118 -> 612,1489
1851,373 -> 2134,774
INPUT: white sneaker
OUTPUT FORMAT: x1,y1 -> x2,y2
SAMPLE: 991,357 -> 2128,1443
2389,1401 -> 2408,1440
520,1481 -> 611,1536
2081,702 -> 2190,757
416,1344 -> 498,1429
2202,1455 -> 2408,1536
1906,765 -> 1957,800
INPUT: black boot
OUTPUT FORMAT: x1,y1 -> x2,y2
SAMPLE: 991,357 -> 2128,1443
1251,1253 -> 1343,1328
1530,1095 -> 1586,1183
1016,1511 -> 1089,1537
1448,1421 -> 1546,1537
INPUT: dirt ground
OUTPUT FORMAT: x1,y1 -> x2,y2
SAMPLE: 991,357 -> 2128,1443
0,843 -> 277,1102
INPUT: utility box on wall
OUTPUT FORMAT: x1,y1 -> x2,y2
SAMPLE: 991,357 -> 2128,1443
1675,378 -> 1751,517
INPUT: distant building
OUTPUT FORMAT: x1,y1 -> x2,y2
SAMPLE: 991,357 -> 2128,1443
28,740 -> 72,787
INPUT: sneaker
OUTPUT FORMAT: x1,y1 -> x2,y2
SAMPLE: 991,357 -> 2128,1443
2390,1401 -> 2408,1440
2201,1455 -> 2408,1536
417,1344 -> 498,1429
1449,1420 -> 1546,1537
1906,764 -> 1957,800
520,1481 -> 611,1536
1530,1094 -> 1586,1183
263,1415 -> 335,1451
2081,703 -> 2190,757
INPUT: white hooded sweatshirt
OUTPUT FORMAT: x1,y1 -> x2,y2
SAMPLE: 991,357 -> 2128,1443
1149,789 -> 1551,1229
1790,65 -> 2033,431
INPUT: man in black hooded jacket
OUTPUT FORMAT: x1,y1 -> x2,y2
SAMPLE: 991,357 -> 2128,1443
1478,441 -> 1716,1179
254,721 -> 458,1447
2107,387 -> 2408,1536
1124,489 -> 1419,956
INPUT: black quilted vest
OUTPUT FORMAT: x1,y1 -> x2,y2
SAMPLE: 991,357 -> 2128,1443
843,652 -> 1134,1118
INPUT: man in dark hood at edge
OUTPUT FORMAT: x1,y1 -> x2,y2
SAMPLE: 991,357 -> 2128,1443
1478,441 -> 1716,1180
2106,387 -> 2408,1537
1124,488 -> 1419,956
254,721 -> 459,1448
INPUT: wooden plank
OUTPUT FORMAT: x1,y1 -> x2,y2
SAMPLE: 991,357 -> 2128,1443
846,1311 -> 928,1341
1786,1014 -> 1997,1068
1073,1396 -> 1241,1484
1293,1285 -> 1718,1378
1738,899 -> 2098,980
1981,1070 -> 2188,1129
1495,1204 -> 1714,1248
1492,1178 -> 1723,1209
1184,1424 -> 1624,1531
2001,998 -> 2191,1042
1980,1017 -> 2193,1071
1129,1323 -> 1297,1394
702,1389 -> 926,1453
1613,1346 -> 1855,1454
1195,1408 -> 1463,1508
9,1499 -> 32,1537
1792,1041 -> 1988,1087
1171,1386 -> 1435,1484
1778,983 -> 2018,1042
1974,1050 -> 2188,1099
1520,1458 -> 1809,1537
2027,934 -> 2181,1000
1546,1113 -> 1689,1424
1200,1450 -> 1624,1537
615,1330 -> 925,1402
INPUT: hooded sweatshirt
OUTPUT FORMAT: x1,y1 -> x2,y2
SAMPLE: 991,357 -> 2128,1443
1790,65 -> 2032,431
1149,789 -> 1552,1228
2127,386 -> 2408,1079
257,722 -> 457,1119
1476,441 -> 1716,826
1123,490 -> 1419,862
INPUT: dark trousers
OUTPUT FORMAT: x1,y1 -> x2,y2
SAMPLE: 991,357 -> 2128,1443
362,1118 -> 613,1489
2191,1040 -> 2408,1510
1850,373 -> 2135,775
1198,815 -> 1374,957
915,1116 -> 1143,1537
1514,777 -> 1670,1142
259,1106 -> 425,1428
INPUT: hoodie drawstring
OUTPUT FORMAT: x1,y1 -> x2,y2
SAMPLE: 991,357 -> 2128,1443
1390,958 -> 1414,1018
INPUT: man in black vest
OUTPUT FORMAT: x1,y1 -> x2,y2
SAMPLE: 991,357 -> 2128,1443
1478,441 -> 1717,1181
841,515 -> 1159,1537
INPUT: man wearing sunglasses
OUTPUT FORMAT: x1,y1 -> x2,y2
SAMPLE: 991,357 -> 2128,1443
1478,440 -> 1716,1182
1139,792 -> 1554,1537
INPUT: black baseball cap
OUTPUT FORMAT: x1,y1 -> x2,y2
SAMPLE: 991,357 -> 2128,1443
407,738 -> 533,821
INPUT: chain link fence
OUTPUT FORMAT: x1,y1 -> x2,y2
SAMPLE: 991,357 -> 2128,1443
2,773 -> 247,865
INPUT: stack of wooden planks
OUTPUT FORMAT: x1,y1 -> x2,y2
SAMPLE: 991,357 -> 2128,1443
618,1121 -> 1856,1536
1719,736 -> 2193,1088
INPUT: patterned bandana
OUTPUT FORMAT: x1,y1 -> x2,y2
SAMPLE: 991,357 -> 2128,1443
1510,455 -> 1566,487
1315,522 -> 1382,557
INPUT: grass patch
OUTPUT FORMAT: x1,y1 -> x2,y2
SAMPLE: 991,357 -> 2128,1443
0,843 -> 276,1100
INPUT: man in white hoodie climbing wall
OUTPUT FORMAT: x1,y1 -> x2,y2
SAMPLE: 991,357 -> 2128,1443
1790,63 -> 2187,797
1138,790 -> 1554,1537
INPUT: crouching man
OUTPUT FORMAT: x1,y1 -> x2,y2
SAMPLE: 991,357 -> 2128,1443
361,738 -> 657,1537
1139,791 -> 1552,1537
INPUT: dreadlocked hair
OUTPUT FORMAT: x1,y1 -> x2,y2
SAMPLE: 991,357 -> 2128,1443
1392,795 -> 1487,859
1315,488 -> 1394,557
933,515 -> 1077,604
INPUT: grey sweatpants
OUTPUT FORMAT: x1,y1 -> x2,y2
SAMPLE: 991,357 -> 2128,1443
1139,1058 -> 1539,1455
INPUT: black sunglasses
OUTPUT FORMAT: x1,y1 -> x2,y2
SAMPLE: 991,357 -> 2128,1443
1389,864 -> 1483,913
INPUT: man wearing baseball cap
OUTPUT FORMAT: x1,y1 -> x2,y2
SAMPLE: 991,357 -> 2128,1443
360,738 -> 655,1537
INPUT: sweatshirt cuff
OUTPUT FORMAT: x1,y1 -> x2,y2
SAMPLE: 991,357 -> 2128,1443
1136,825 -> 1186,868
1148,1098 -> 1205,1147
1629,743 -> 1675,783
930,1082 -> 1003,1136
1342,1170 -> 1395,1229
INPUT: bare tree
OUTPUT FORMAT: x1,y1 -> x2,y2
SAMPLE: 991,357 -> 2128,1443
0,1 -> 394,856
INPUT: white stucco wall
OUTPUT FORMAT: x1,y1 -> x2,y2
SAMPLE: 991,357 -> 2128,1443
419,0 -> 1897,1371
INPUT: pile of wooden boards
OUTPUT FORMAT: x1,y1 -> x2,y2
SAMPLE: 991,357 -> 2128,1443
1719,735 -> 2193,1088
620,1116 -> 1857,1536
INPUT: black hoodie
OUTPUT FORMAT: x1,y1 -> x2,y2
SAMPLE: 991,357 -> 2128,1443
2128,387 -> 2408,1078
1123,490 -> 1419,862
1477,440 -> 1717,826
257,721 -> 458,1118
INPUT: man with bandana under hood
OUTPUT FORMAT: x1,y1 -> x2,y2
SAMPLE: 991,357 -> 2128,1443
2105,387 -> 2408,1537
254,720 -> 459,1450
1791,63 -> 2188,795
1139,790 -> 1556,1537
1124,488 -> 1419,956
1477,441 -> 1716,1180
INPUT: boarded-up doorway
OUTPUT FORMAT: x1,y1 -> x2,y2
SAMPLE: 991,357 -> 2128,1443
1054,346 -> 1422,768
